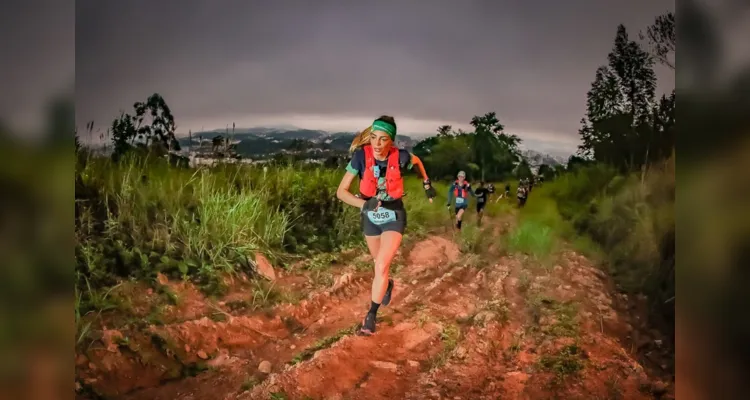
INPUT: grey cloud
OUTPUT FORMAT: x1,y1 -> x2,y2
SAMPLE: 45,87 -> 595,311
76,0 -> 674,144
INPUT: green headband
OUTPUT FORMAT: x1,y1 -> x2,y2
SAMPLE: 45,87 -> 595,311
371,120 -> 397,141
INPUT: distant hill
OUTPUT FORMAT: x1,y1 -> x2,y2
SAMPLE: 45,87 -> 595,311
179,127 -> 417,159
520,149 -> 568,173
176,127 -> 566,170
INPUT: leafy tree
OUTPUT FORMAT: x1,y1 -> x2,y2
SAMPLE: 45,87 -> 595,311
469,112 -> 521,180
578,24 -> 660,172
425,134 -> 475,180
514,159 -> 533,180
287,138 -> 312,152
566,155 -> 590,171
436,125 -> 453,137
413,112 -> 522,182
537,164 -> 556,181
110,93 -> 178,158
640,12 -> 675,70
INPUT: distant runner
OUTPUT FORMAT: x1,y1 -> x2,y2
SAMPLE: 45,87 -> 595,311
336,115 -> 431,336
446,171 -> 475,230
423,179 -> 437,203
474,181 -> 491,225
517,181 -> 528,207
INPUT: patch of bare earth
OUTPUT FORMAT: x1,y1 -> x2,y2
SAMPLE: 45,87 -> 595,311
76,219 -> 671,400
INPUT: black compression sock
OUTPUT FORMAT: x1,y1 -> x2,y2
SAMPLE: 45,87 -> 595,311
457,220 -> 462,229
369,301 -> 380,315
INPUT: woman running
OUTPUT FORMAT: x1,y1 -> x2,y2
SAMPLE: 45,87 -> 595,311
336,116 -> 430,336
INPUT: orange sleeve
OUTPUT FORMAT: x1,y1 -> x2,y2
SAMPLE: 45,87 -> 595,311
410,154 -> 429,181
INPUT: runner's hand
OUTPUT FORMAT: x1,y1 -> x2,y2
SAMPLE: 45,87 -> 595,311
361,197 -> 380,213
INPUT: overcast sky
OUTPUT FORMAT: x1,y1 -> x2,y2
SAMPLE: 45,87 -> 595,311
7,0 -> 679,154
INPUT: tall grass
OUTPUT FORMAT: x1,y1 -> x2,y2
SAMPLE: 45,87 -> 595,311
518,159 -> 674,337
75,152 -> 454,311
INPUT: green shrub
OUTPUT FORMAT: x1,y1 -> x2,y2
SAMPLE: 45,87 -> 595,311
75,153 -> 453,309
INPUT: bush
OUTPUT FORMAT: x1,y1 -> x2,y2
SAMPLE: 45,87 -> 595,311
530,159 -> 674,336
75,153 -> 452,308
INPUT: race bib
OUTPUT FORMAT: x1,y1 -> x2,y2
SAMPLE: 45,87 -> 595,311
367,208 -> 397,225
478,197 -> 485,203
455,197 -> 465,205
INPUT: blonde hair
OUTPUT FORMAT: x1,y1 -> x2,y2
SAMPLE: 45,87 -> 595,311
349,126 -> 373,153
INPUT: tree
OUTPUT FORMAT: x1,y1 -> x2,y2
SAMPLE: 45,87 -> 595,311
110,93 -> 179,158
608,25 -> 657,125
566,155 -> 589,171
425,135 -> 474,180
436,125 -> 453,137
514,159 -> 533,180
579,24 -> 659,171
640,12 -> 675,70
537,164 -> 556,181
469,112 -> 521,181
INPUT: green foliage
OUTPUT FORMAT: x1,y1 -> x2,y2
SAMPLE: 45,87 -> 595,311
639,12 -> 675,70
110,93 -> 179,158
533,160 -> 674,334
506,219 -> 556,260
413,112 -> 521,182
514,159 -> 533,180
74,151 -> 450,310
578,23 -> 673,172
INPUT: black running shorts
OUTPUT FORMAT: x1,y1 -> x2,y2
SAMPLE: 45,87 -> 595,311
361,207 -> 407,236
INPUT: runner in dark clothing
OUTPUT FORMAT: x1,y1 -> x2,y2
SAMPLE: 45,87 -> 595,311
446,171 -> 475,230
474,181 -> 491,225
423,179 -> 437,203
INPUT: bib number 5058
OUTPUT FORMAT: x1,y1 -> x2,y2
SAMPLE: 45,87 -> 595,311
367,209 -> 396,225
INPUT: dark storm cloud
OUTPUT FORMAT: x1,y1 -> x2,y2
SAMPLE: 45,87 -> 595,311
76,0 -> 674,149
0,0 -> 74,133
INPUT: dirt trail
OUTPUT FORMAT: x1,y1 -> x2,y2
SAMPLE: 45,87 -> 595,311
76,217 -> 673,400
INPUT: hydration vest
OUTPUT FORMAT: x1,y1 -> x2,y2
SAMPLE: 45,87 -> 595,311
453,181 -> 471,197
359,145 -> 404,199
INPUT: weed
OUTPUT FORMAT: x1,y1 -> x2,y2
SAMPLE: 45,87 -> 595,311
538,344 -> 585,382
240,376 -> 258,391
429,324 -> 460,370
289,325 -> 357,365
506,220 -> 556,260
518,271 -> 532,292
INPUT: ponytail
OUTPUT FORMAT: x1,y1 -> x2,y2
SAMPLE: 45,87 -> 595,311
349,126 -> 372,153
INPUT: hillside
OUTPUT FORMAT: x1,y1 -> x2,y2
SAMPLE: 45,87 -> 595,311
177,128 -> 569,173
75,208 -> 674,400
179,128 -> 418,159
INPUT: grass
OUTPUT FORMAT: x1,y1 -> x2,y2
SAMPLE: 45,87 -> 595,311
536,160 -> 674,336
538,344 -> 586,383
289,325 -> 357,365
428,323 -> 461,370
506,219 -> 556,260
527,294 -> 580,338
75,151 -> 454,322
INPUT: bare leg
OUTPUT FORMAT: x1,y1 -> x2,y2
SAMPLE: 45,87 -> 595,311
371,231 -> 403,303
364,235 -> 381,262
456,208 -> 465,229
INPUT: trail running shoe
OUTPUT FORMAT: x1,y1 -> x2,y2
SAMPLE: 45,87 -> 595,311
358,312 -> 377,336
382,278 -> 394,306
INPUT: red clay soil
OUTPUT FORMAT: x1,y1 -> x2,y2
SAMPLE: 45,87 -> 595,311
75,218 -> 673,400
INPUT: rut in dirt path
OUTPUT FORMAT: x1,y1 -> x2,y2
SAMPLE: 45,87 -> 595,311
78,216 -> 673,400
91,235 -> 463,400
